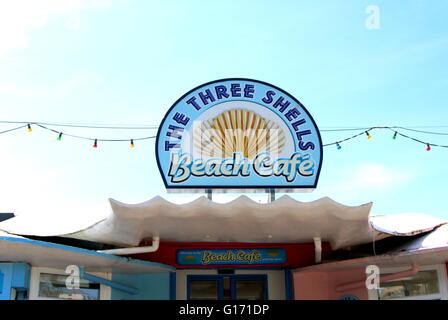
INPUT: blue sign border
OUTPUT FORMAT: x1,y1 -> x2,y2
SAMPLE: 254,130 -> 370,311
155,78 -> 323,191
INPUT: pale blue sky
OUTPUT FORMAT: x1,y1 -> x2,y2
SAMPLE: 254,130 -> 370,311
0,0 -> 447,222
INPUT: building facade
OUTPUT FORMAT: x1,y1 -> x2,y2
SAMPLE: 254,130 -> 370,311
1,196 -> 447,300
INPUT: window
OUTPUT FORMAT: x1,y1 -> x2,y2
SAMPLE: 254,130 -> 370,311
369,265 -> 448,300
378,270 -> 439,300
187,275 -> 268,300
189,279 -> 219,300
234,279 -> 265,300
29,267 -> 110,300
38,273 -> 100,300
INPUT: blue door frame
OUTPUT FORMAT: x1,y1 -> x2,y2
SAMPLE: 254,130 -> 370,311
187,274 -> 268,300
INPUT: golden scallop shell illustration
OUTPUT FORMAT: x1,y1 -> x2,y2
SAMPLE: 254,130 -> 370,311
193,109 -> 285,159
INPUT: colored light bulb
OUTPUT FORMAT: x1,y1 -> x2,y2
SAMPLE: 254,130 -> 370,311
365,131 -> 372,139
130,139 -> 135,148
426,144 -> 431,151
93,139 -> 98,148
57,133 -> 62,141
336,143 -> 341,150
27,124 -> 32,132
393,132 -> 397,139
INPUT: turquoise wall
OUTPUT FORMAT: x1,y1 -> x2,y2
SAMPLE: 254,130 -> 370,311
0,263 -> 30,300
111,272 -> 171,300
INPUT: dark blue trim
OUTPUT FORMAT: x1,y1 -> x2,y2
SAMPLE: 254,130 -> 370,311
0,236 -> 175,272
284,268 -> 294,300
177,267 -> 286,271
169,272 -> 176,300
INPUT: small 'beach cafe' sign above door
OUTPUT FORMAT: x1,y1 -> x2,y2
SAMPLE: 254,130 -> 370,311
156,78 -> 322,193
177,248 -> 287,266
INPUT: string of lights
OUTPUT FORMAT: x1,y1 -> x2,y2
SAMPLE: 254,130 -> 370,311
34,124 -> 156,148
3,120 -> 448,133
0,122 -> 447,150
325,126 -> 448,150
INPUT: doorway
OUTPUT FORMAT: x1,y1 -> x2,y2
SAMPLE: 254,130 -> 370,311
187,274 -> 268,300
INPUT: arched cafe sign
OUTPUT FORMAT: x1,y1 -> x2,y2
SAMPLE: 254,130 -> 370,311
156,78 -> 323,193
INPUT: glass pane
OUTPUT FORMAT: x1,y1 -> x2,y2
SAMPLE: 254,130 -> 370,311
38,273 -> 100,300
235,280 -> 265,300
378,270 -> 439,300
189,280 -> 218,300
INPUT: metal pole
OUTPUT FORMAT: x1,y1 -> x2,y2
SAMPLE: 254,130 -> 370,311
206,189 -> 213,201
269,189 -> 275,202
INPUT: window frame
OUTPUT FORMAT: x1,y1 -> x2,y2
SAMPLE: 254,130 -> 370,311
367,264 -> 448,300
29,267 -> 111,300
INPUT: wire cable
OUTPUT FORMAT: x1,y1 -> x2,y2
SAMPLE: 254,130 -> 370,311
0,124 -> 29,135
35,124 -> 157,141
2,122 -> 448,149
392,126 -> 448,136
0,121 -> 159,130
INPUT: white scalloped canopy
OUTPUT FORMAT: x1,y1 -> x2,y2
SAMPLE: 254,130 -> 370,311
1,196 -> 446,251
65,195 -> 379,249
